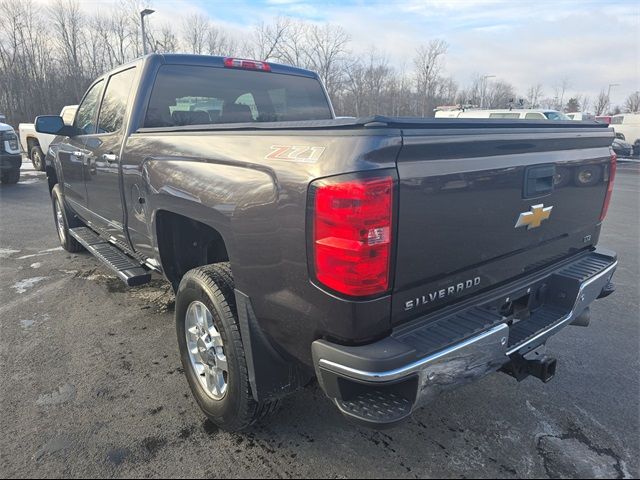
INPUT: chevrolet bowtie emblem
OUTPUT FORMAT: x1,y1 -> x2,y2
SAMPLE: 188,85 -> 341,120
515,204 -> 553,230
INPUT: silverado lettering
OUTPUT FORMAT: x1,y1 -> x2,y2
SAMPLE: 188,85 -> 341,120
405,276 -> 482,311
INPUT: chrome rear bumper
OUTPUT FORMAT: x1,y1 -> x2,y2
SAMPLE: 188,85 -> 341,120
313,249 -> 617,426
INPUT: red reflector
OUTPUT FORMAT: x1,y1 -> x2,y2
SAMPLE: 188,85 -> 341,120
600,150 -> 617,221
312,175 -> 394,297
223,57 -> 271,72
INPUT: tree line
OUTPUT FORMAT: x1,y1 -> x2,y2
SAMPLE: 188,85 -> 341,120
1,0 -> 638,126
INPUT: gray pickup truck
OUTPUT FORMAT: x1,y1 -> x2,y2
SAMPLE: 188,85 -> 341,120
37,54 -> 618,431
0,122 -> 21,184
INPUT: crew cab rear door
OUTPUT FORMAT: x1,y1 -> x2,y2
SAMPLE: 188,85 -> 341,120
83,66 -> 138,244
392,124 -> 614,324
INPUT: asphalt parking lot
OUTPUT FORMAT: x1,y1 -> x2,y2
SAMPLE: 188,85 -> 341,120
0,162 -> 638,479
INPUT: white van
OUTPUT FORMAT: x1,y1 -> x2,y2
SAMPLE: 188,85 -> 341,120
435,109 -> 571,120
611,113 -> 640,148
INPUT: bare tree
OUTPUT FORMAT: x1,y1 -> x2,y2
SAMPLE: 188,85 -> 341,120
624,91 -> 640,113
49,0 -> 86,102
551,78 -> 571,110
153,24 -> 179,53
526,84 -> 544,108
304,23 -> 350,99
485,80 -> 516,109
252,17 -> 290,61
594,89 -> 609,115
413,40 -> 448,116
580,95 -> 591,113
182,13 -> 208,54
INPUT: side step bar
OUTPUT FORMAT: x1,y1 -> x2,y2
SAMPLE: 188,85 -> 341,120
69,227 -> 151,286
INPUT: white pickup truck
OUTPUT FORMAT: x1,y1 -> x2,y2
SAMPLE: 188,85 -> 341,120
19,105 -> 77,171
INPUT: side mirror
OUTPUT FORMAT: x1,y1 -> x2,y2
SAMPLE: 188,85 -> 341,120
35,115 -> 77,136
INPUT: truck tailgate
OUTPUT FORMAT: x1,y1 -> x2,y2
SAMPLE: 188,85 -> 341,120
393,125 -> 614,324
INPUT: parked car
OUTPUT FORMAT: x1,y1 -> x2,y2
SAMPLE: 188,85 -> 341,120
610,113 -> 640,152
596,115 -> 612,125
566,112 -> 595,121
0,122 -> 22,184
612,138 -> 635,158
19,105 -> 77,171
39,54 -> 618,430
435,108 -> 571,120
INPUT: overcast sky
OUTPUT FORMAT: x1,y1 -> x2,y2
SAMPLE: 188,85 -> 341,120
42,0 -> 640,108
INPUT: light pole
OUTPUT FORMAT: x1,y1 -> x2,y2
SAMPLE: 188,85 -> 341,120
479,74 -> 495,109
607,83 -> 620,113
140,8 -> 155,55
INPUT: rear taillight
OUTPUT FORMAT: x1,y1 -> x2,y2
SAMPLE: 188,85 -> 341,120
223,57 -> 271,72
600,151 -> 617,222
311,174 -> 394,297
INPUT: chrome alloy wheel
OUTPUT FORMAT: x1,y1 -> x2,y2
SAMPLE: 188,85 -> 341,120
185,300 -> 228,400
55,199 -> 66,244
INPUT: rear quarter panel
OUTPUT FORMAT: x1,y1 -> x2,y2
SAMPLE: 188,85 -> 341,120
122,129 -> 402,366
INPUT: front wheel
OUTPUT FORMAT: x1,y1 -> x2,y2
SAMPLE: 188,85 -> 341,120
175,263 -> 277,431
0,167 -> 20,184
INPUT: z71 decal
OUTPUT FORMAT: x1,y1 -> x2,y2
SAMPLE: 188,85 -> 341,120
266,145 -> 326,163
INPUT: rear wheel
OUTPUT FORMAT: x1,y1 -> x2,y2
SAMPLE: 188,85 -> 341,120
51,184 -> 84,252
30,145 -> 45,171
176,263 -> 277,431
0,167 -> 20,184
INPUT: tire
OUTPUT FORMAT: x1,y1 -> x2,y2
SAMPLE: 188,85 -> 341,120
30,145 -> 45,171
51,184 -> 84,252
176,263 -> 277,431
0,167 -> 20,184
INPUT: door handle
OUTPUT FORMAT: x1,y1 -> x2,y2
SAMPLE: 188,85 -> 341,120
523,164 -> 555,198
102,153 -> 118,163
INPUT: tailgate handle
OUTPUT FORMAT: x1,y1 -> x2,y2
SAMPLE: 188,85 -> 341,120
524,164 -> 555,198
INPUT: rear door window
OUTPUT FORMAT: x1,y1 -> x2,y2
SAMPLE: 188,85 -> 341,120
525,112 -> 546,119
144,65 -> 332,127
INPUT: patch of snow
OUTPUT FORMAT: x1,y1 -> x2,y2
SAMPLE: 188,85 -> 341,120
20,319 -> 35,328
12,276 -> 46,294
30,262 -> 42,269
36,383 -> 77,406
0,248 -> 20,259
17,247 -> 63,260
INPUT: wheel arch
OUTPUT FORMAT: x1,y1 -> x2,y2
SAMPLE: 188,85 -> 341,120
154,209 -> 231,290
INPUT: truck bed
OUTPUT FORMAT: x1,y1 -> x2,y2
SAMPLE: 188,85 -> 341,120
124,116 -> 614,352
